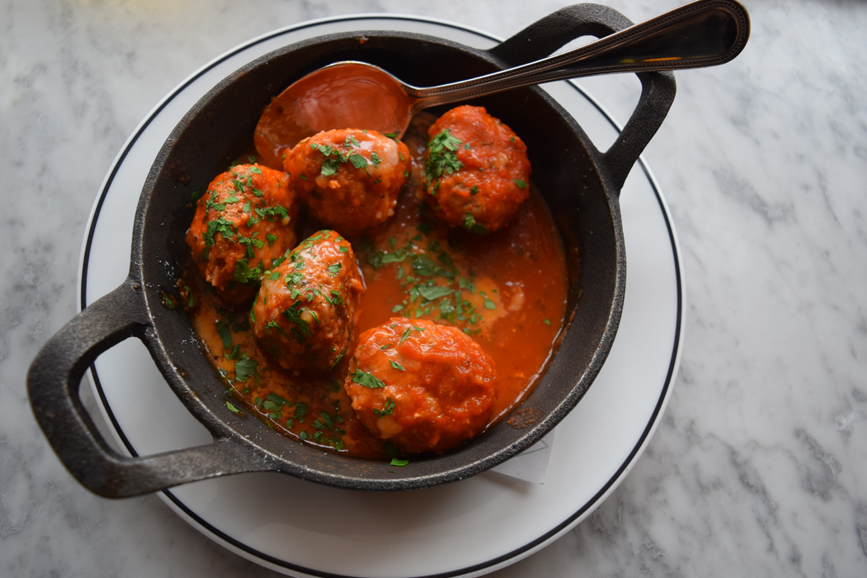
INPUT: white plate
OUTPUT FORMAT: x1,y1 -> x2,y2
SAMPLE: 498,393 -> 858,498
79,14 -> 683,578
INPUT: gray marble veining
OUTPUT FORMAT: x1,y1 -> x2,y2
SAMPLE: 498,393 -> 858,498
2,0 -> 866,576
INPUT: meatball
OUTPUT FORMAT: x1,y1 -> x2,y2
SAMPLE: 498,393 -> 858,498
344,318 -> 497,454
284,129 -> 412,236
186,164 -> 298,303
251,230 -> 365,373
422,105 -> 531,234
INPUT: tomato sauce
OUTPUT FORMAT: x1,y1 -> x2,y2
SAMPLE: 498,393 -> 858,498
180,115 -> 569,460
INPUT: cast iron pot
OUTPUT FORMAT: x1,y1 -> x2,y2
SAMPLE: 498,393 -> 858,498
30,4 -> 694,498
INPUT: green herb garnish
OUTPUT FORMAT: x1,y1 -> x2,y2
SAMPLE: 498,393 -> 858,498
282,302 -> 311,339
351,369 -> 386,389
398,327 -> 413,344
321,158 -> 340,176
348,153 -> 368,169
424,129 -> 463,182
418,285 -> 453,301
374,398 -> 396,417
216,320 -> 233,349
461,212 -> 489,235
234,358 -> 258,382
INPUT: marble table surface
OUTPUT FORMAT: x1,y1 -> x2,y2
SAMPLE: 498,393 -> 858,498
2,0 -> 866,576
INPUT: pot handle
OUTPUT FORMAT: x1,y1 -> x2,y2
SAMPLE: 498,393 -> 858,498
489,3 -> 677,191
28,279 -> 270,498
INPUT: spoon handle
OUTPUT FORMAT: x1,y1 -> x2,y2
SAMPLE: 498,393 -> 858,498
408,0 -> 749,112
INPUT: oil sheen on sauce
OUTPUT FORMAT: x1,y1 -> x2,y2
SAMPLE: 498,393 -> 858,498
183,116 -> 569,460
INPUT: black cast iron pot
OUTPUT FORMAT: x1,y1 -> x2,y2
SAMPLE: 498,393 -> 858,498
29,4 -> 689,498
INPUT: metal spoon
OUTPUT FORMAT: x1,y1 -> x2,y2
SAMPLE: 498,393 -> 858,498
254,0 -> 749,167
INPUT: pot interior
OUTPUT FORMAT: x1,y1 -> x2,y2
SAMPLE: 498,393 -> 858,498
135,31 -> 623,489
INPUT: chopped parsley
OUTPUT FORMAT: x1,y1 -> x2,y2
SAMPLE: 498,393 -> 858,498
461,212 -> 489,235
398,327 -> 413,344
328,289 -> 344,306
265,320 -> 289,339
330,351 -> 345,370
418,285 -> 453,301
203,217 -> 235,248
351,369 -> 386,389
424,129 -> 464,184
234,358 -> 258,382
416,221 -> 434,235
360,227 -> 487,331
311,136 -> 378,178
348,153 -> 368,169
215,320 -> 233,349
183,285 -> 195,309
321,158 -> 340,176
160,292 -> 177,310
374,398 -> 396,417
480,291 -> 496,310
282,302 -> 311,341
255,205 -> 289,222
233,258 -> 264,285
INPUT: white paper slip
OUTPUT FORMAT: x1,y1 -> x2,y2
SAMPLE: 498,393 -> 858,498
490,429 -> 556,483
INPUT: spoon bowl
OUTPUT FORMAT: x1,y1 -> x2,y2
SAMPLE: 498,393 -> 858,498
254,62 -> 413,167
255,0 -> 749,165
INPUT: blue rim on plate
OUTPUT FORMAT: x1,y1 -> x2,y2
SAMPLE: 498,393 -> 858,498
79,14 -> 682,578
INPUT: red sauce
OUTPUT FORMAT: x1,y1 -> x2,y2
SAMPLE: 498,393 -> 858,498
182,115 -> 569,460
355,187 -> 567,422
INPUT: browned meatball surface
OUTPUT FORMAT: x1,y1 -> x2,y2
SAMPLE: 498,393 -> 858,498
344,317 -> 497,454
251,230 -> 364,373
422,105 -> 531,234
186,164 -> 298,303
283,129 -> 412,236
